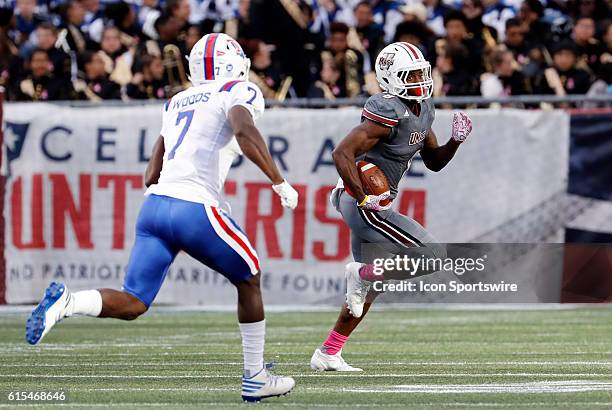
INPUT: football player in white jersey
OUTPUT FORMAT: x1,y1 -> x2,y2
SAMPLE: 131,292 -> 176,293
26,33 -> 298,402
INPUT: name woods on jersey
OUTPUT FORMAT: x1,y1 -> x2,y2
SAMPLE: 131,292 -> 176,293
26,33 -> 297,403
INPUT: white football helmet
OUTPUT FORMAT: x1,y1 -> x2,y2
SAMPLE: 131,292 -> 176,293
188,33 -> 251,85
375,42 -> 433,101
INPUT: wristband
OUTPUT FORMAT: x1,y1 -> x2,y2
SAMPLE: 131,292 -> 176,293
358,195 -> 369,207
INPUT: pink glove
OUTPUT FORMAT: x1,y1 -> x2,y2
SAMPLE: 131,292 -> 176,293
358,192 -> 392,212
451,111 -> 473,143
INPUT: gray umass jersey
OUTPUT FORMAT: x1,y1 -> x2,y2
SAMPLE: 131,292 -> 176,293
361,92 -> 435,198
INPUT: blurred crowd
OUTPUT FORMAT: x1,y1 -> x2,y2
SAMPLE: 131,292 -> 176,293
0,0 -> 610,102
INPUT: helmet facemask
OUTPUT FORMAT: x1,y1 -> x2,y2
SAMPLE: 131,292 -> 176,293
239,57 -> 251,81
392,63 -> 433,101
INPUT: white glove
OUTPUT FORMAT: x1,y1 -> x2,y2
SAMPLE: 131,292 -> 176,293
272,180 -> 298,210
451,111 -> 473,143
358,192 -> 392,212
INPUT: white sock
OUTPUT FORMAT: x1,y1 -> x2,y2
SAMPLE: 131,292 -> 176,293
239,320 -> 265,378
67,290 -> 103,317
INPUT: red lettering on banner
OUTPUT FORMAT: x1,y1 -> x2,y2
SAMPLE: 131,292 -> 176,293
313,186 -> 350,261
244,182 -> 283,258
290,184 -> 307,260
224,180 -> 237,195
397,189 -> 426,226
98,174 -> 143,249
11,175 -> 45,249
50,174 -> 94,249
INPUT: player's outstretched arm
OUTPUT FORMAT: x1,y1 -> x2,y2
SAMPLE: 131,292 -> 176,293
332,119 -> 390,204
145,135 -> 164,187
421,112 -> 473,172
229,105 -> 298,209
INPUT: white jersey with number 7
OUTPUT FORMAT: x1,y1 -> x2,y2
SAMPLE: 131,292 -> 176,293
146,79 -> 265,207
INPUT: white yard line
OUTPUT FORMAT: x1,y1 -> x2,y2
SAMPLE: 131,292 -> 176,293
346,380 -> 612,394
2,351 -> 611,357
1,403 -> 612,408
2,361 -> 611,367
3,341 -> 612,350
1,303 -> 611,315
2,373 -> 612,378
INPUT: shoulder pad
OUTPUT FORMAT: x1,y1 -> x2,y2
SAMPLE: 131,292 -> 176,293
362,93 -> 403,128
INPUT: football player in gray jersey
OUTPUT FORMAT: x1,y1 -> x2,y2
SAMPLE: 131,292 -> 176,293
310,42 -> 474,372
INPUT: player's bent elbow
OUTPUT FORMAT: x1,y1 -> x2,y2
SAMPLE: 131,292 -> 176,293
423,160 -> 445,172
331,148 -> 350,166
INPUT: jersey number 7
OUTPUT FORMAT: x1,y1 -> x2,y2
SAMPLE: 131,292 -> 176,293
168,110 -> 195,160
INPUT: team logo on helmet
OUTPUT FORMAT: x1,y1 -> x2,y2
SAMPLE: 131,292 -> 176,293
378,52 -> 395,70
228,39 -> 245,57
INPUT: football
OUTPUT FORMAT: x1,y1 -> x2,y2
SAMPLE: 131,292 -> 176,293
356,160 -> 391,206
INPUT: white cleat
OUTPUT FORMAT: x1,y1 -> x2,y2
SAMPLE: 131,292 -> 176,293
345,262 -> 370,318
241,366 -> 295,402
26,282 -> 71,345
310,348 -> 363,372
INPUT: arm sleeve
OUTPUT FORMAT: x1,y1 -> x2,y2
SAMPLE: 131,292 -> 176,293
361,95 -> 401,128
223,81 -> 265,121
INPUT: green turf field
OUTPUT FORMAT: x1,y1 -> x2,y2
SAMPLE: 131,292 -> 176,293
0,306 -> 611,409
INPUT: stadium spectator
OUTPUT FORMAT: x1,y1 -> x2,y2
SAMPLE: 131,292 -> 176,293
100,26 -> 126,60
185,24 -> 202,52
570,0 -> 611,26
536,41 -> 593,95
398,2 -> 428,26
504,17 -> 531,67
324,22 -> 365,97
0,10 -> 20,101
307,53 -> 345,99
126,53 -> 167,99
481,46 -> 529,96
166,0 -> 190,37
462,0 -> 499,52
14,0 -> 45,46
58,0 -> 90,55
138,0 -> 162,40
80,0 -> 105,43
99,26 -> 133,86
600,20 -> 612,84
74,50 -> 122,100
249,0 -> 320,96
236,0 -> 255,39
16,48 -> 75,100
424,0 -> 452,37
104,1 -> 141,45
438,10 -> 484,75
481,0 -> 516,41
573,16 -> 604,76
34,23 -> 71,80
433,41 -> 479,96
518,0 -> 551,48
152,14 -> 183,49
354,1 -> 384,69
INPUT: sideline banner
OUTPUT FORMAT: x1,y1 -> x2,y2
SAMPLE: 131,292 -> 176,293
3,104 -> 569,304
